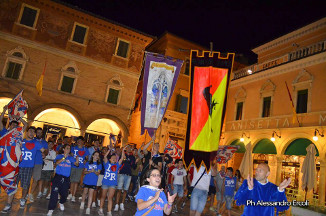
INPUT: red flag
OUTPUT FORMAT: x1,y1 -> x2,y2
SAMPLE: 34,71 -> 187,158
285,81 -> 298,124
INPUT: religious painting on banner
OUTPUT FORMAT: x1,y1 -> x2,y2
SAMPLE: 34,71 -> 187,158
216,145 -> 240,164
0,127 -> 23,195
184,50 -> 235,171
7,90 -> 28,122
141,52 -> 183,137
164,137 -> 183,160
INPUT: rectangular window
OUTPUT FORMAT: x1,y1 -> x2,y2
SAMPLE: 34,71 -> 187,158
184,59 -> 190,75
5,62 -> 22,80
296,89 -> 308,113
107,88 -> 120,105
60,76 -> 75,93
236,102 -> 243,120
72,24 -> 87,44
175,95 -> 188,114
262,96 -> 271,117
116,40 -> 130,58
20,5 -> 38,27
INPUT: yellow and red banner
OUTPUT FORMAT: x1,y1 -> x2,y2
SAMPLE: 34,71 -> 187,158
184,50 -> 234,170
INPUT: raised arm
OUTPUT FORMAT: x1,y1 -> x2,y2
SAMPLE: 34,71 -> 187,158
143,134 -> 155,155
119,146 -> 127,165
0,105 -> 8,131
20,117 -> 28,132
103,148 -> 110,164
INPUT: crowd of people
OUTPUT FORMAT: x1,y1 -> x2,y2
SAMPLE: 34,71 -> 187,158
0,104 -> 292,216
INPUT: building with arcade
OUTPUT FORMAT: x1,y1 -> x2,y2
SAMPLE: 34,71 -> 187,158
222,17 -> 326,206
0,0 -> 153,145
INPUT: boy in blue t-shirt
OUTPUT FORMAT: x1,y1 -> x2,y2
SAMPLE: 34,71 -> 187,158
18,126 -> 45,209
68,136 -> 89,202
219,167 -> 237,216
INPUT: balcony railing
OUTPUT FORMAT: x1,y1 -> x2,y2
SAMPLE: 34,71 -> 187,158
233,40 -> 326,80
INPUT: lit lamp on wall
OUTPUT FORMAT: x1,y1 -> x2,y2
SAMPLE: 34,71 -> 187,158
313,129 -> 324,141
240,132 -> 250,142
271,131 -> 281,142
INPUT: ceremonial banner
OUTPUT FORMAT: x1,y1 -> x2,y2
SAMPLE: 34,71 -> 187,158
184,50 -> 235,171
141,52 -> 183,137
36,60 -> 47,96
7,90 -> 28,121
0,127 -> 23,195
164,137 -> 183,159
216,145 -> 240,164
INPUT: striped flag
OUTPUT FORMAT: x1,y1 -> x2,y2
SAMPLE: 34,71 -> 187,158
285,81 -> 298,124
36,60 -> 47,96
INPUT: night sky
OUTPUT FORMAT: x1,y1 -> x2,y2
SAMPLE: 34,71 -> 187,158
58,0 -> 326,64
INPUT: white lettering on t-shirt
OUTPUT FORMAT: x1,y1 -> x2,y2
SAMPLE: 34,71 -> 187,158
23,151 -> 32,160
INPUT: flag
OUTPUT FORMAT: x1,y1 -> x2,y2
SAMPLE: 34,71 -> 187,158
184,50 -> 235,171
36,61 -> 47,96
141,52 -> 183,137
285,81 -> 298,124
216,145 -> 239,164
7,90 -> 28,122
164,137 -> 183,159
0,127 -> 23,195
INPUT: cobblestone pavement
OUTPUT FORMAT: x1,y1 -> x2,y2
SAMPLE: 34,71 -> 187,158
0,187 -> 243,216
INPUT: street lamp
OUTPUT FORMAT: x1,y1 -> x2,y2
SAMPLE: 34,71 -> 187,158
313,129 -> 324,141
271,131 -> 281,142
240,132 -> 250,142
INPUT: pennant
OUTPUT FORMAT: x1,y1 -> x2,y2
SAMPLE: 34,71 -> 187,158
141,52 -> 183,137
184,50 -> 235,171
0,127 -> 23,195
216,145 -> 239,164
36,61 -> 47,96
164,137 -> 183,159
285,81 -> 299,124
7,90 -> 28,122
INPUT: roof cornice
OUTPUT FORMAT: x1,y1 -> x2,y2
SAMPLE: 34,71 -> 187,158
252,17 -> 326,55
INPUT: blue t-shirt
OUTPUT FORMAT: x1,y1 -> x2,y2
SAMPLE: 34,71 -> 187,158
135,185 -> 168,216
210,176 -> 215,186
55,154 -> 76,177
83,162 -> 102,186
56,144 -> 62,152
19,139 -> 43,168
71,146 -> 89,168
0,128 -> 8,137
224,176 -> 237,197
102,162 -> 120,186
34,138 -> 48,165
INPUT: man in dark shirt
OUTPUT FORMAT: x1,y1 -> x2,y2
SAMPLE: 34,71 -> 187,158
114,145 -> 136,211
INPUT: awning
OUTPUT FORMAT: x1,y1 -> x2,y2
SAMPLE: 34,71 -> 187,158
253,138 -> 277,154
284,138 -> 319,156
230,139 -> 245,153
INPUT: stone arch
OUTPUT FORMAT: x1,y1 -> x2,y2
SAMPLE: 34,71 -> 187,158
280,132 -> 322,156
30,103 -> 84,129
85,114 -> 129,145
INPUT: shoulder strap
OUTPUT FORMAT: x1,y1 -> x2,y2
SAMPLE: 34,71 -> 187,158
142,201 -> 157,216
193,169 -> 206,188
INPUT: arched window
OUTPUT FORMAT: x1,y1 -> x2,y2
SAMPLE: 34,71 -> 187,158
2,47 -> 28,80
106,77 -> 123,105
58,61 -> 80,94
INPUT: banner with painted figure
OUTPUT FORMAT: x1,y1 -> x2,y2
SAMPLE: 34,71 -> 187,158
164,137 -> 183,159
7,90 -> 28,122
141,52 -> 183,137
216,145 -> 240,164
0,127 -> 23,195
184,50 -> 235,171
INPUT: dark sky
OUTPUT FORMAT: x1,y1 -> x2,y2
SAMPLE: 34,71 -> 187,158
59,0 -> 326,64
